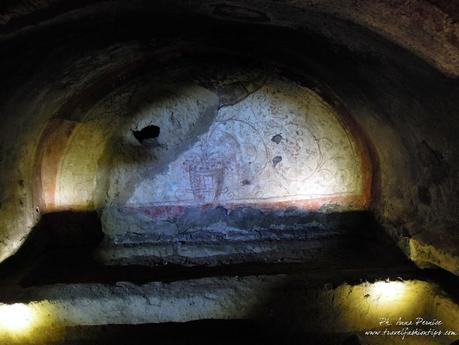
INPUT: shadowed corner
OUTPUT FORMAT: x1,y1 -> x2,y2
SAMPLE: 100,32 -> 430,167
0,211 -> 104,289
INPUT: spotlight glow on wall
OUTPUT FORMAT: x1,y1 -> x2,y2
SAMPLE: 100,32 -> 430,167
369,280 -> 407,304
0,303 -> 35,333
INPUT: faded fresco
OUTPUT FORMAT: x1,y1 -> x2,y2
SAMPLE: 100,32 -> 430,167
127,78 -> 365,208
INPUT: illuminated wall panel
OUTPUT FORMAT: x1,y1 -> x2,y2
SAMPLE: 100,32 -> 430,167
127,78 -> 369,211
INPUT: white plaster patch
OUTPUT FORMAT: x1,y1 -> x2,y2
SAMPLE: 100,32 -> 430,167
128,78 -> 363,207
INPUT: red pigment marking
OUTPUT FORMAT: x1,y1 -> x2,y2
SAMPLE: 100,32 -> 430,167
33,119 -> 77,212
123,194 -> 367,219
331,102 -> 373,210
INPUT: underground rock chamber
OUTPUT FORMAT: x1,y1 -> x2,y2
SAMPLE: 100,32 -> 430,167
0,2 -> 458,345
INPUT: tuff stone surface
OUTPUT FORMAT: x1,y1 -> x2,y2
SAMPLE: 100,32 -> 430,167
0,3 -> 457,276
0,275 -> 457,345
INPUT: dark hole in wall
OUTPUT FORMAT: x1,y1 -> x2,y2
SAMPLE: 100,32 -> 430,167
272,156 -> 282,167
132,125 -> 160,144
271,134 -> 282,144
37,211 -> 104,249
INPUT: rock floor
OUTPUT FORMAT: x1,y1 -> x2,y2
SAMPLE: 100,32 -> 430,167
0,235 -> 457,345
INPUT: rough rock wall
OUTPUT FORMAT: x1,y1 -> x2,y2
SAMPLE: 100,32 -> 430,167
1,0 -> 457,76
0,8 -> 457,274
